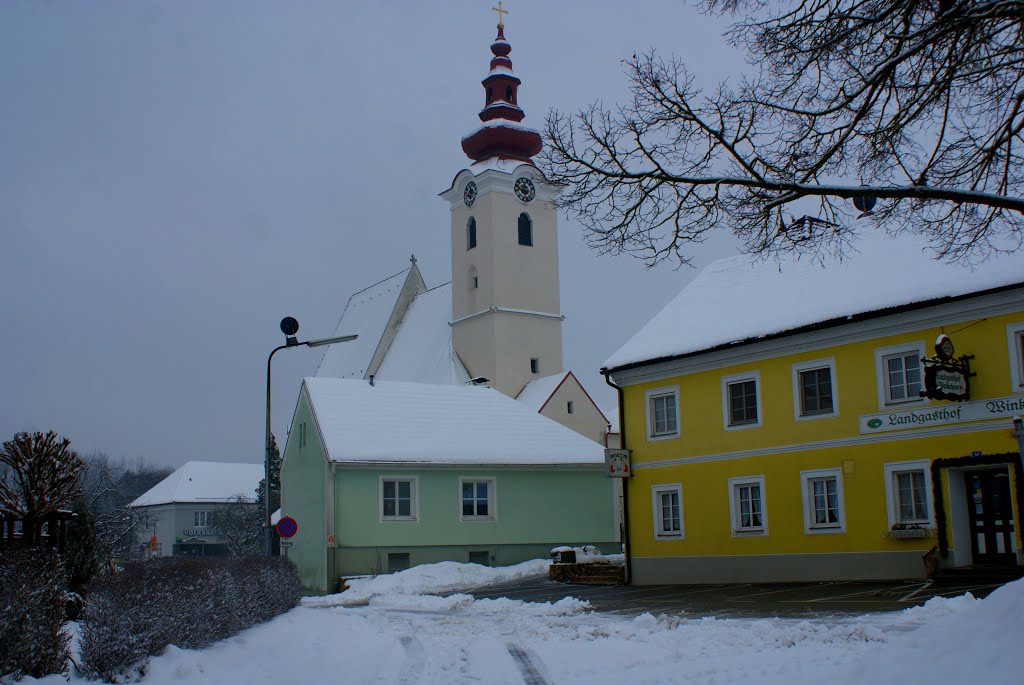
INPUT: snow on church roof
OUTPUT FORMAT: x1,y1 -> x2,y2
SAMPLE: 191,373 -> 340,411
375,283 -> 469,385
605,234 -> 1024,370
316,268 -> 409,379
129,461 -> 264,508
303,378 -> 604,465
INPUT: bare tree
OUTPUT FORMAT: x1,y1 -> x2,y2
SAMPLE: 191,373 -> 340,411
76,452 -> 171,565
541,0 -> 1024,266
0,431 -> 85,546
210,496 -> 262,557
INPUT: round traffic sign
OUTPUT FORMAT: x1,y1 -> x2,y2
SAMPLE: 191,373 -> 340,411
275,516 -> 298,539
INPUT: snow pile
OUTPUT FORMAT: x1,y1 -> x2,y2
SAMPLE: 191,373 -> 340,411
836,582 -> 1022,684
304,558 -> 550,606
550,545 -> 625,565
368,593 -> 591,617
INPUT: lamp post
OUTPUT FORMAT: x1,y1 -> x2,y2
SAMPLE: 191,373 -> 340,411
265,317 -> 356,555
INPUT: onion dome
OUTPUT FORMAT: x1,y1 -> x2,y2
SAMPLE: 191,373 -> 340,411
461,24 -> 543,164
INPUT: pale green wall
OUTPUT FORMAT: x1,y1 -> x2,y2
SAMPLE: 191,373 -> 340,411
332,467 -> 617,576
280,387 -> 329,591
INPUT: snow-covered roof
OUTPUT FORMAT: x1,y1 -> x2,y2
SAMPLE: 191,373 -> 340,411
460,117 -> 538,142
606,234 -> 1024,370
468,158 -> 536,174
129,461 -> 264,508
375,283 -> 470,385
303,378 -> 604,465
515,371 -> 570,412
316,268 -> 409,379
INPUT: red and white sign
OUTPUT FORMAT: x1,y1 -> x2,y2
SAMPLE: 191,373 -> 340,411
327,535 -> 335,546
604,449 -> 631,478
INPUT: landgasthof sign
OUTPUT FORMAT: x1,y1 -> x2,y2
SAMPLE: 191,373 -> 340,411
859,395 -> 1024,434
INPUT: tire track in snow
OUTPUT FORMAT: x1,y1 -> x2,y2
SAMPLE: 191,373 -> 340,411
506,643 -> 549,685
396,634 -> 425,684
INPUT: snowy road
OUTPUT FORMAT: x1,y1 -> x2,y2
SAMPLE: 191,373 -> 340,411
26,560 -> 1023,685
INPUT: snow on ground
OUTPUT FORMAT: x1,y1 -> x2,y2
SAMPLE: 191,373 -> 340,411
24,561 -> 1023,685
305,558 -> 552,605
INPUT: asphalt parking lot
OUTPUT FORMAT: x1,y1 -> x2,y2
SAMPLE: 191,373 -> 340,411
467,576 -> 1012,618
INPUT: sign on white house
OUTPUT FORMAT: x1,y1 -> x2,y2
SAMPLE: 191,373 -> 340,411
859,395 -> 1024,434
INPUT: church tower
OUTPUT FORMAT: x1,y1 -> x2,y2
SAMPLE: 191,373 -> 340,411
440,13 -> 563,398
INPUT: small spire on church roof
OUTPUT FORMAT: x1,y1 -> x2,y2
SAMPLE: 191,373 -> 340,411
410,254 -> 417,265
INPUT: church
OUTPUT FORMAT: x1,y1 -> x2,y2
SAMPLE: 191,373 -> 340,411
279,13 -> 620,591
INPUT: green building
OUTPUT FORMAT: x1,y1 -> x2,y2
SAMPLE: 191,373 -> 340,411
281,378 -> 617,592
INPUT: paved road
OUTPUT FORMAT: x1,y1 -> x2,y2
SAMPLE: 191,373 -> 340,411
467,575 -> 1009,618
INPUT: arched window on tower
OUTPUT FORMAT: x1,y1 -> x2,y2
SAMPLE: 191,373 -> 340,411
517,213 -> 532,246
467,217 -> 477,250
487,87 -> 493,104
505,85 -> 513,102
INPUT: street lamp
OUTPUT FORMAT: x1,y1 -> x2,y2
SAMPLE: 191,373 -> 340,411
265,317 -> 356,555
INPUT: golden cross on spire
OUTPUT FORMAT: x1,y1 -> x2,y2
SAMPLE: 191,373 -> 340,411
491,1 -> 509,28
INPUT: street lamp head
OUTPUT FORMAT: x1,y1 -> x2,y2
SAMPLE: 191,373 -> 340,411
280,317 -> 299,337
306,334 -> 358,348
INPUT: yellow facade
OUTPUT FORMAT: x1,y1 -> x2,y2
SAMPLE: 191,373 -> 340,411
615,298 -> 1024,584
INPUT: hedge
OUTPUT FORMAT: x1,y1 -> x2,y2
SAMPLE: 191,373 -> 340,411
79,556 -> 300,682
0,549 -> 71,682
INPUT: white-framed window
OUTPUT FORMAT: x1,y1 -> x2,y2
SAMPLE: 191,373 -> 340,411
792,358 -> 837,420
728,475 -> 767,536
1007,323 -> 1024,392
721,371 -> 762,430
459,477 -> 496,521
380,477 -> 418,521
874,342 -> 926,407
193,511 -> 211,528
800,468 -> 845,534
651,483 -> 683,539
883,460 -> 933,528
645,386 -> 680,441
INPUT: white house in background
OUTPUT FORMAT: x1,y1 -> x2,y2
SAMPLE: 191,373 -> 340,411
129,461 -> 263,557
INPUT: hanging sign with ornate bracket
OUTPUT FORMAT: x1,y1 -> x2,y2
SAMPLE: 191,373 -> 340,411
921,334 -> 973,402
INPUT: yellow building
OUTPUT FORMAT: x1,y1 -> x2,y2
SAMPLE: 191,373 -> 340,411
604,238 -> 1024,584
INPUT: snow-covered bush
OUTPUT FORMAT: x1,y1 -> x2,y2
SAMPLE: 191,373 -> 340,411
0,549 -> 71,682
79,556 -> 299,681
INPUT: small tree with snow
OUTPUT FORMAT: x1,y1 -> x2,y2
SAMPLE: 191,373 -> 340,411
0,431 -> 85,547
210,496 -> 262,557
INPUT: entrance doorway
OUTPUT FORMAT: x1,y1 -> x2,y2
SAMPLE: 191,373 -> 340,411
965,468 -> 1016,566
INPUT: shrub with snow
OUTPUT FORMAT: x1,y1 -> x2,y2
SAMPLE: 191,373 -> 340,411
78,556 -> 300,681
0,548 -> 71,682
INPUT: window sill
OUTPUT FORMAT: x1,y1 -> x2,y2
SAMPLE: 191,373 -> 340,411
647,432 -> 679,442
805,525 -> 845,535
724,421 -> 762,432
654,533 -> 683,540
795,411 -> 838,422
732,528 -> 767,537
459,517 -> 496,523
382,517 -> 418,522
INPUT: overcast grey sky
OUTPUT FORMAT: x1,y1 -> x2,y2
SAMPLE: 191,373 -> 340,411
0,1 -> 746,468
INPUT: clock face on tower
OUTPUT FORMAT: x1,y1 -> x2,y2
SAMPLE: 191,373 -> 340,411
514,177 -> 536,202
463,182 -> 478,207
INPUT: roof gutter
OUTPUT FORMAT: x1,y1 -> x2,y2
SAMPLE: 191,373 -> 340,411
602,368 -> 631,586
